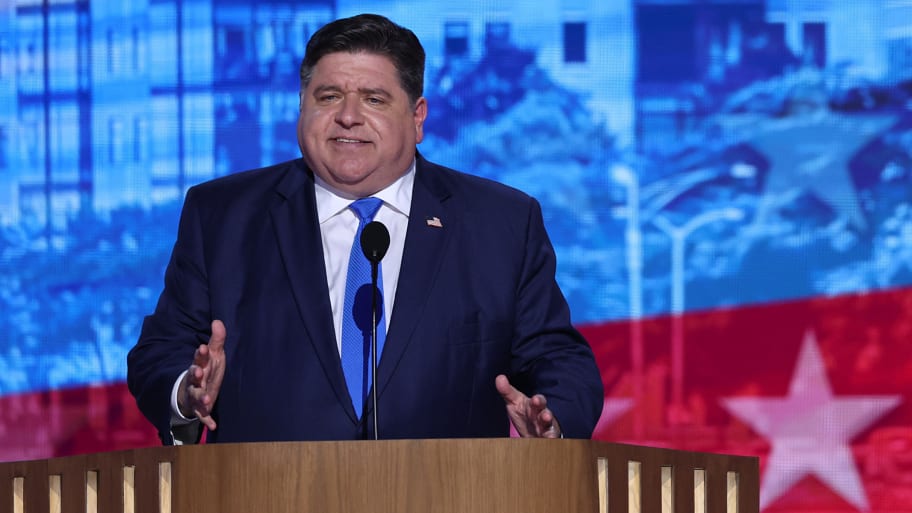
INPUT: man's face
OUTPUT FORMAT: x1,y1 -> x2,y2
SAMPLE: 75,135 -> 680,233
297,51 -> 427,197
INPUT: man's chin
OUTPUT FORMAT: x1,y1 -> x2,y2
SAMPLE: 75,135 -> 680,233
320,170 -> 384,198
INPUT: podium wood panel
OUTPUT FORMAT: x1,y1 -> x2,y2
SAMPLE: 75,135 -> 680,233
2,439 -> 758,513
171,439 -> 596,512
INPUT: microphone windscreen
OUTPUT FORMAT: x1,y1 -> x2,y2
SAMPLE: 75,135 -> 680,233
361,221 -> 390,263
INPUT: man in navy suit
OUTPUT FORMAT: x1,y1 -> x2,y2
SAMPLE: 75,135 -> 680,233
127,13 -> 603,445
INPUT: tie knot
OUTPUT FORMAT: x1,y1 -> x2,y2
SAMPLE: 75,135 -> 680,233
350,197 -> 383,223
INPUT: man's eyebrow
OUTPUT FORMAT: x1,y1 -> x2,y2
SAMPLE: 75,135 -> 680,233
310,84 -> 393,98
311,84 -> 342,95
359,87 -> 392,98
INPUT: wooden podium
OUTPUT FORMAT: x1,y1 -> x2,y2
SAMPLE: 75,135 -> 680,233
2,439 -> 758,513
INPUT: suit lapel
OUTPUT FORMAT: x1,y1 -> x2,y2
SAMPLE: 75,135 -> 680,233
270,162 -> 358,421
375,157 -> 453,396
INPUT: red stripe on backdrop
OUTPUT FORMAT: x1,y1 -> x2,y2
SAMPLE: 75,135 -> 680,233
3,287 -> 911,511
581,286 -> 912,512
0,383 -> 159,463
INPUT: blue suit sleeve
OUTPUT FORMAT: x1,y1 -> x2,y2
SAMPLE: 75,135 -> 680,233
127,187 -> 213,445
509,198 -> 604,438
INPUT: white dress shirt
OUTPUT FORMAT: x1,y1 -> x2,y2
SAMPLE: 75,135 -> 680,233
169,161 -> 415,438
314,162 -> 413,353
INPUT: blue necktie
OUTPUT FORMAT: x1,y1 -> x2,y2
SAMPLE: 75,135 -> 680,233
341,197 -> 386,419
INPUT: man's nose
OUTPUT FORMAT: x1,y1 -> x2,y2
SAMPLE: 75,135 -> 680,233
335,97 -> 363,126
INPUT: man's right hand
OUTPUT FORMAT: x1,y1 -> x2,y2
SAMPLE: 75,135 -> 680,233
177,320 -> 227,431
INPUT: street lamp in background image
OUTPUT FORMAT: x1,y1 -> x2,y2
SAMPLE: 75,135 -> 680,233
652,207 -> 745,426
610,163 -> 645,440
610,161 -> 753,438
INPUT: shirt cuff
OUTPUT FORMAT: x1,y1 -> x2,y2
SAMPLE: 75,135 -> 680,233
170,369 -> 197,424
169,370 -> 202,445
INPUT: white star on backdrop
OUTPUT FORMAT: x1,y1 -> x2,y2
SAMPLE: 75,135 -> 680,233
721,330 -> 901,510
747,112 -> 894,231
593,397 -> 634,434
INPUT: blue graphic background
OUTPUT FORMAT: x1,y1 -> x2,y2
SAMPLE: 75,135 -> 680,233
2,0 -> 912,424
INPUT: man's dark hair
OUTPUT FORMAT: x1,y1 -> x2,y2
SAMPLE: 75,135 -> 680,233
300,14 -> 425,105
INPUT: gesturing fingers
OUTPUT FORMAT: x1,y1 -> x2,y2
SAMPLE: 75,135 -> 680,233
208,319 -> 227,356
195,320 -> 227,429
495,374 -> 522,405
532,397 -> 561,438
179,320 -> 228,431
496,374 -> 562,438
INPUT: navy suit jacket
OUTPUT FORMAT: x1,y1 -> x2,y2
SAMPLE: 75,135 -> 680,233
127,155 -> 603,444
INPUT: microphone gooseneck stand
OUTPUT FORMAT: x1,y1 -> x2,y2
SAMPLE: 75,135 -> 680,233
360,220 -> 390,440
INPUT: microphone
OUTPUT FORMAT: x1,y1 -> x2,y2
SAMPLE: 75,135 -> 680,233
361,221 -> 390,263
360,221 -> 390,440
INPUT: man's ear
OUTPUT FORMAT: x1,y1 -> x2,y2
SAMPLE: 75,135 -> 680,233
414,97 -> 428,144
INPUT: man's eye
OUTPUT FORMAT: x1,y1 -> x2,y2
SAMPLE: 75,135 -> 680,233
366,97 -> 384,105
319,94 -> 339,102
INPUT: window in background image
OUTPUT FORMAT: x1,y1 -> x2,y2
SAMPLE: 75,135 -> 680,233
563,21 -> 586,63
445,21 -> 469,57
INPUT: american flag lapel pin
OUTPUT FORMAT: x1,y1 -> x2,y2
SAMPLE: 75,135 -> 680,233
426,216 -> 443,228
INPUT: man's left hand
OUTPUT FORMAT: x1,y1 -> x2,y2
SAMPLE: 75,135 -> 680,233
495,374 -> 561,438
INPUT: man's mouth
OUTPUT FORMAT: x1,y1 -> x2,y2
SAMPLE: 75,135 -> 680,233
334,137 -> 368,144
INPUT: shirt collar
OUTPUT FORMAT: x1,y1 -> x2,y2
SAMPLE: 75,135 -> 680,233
314,160 -> 415,223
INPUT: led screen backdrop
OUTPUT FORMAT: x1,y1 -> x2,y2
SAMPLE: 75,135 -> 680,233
2,1 -> 912,511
